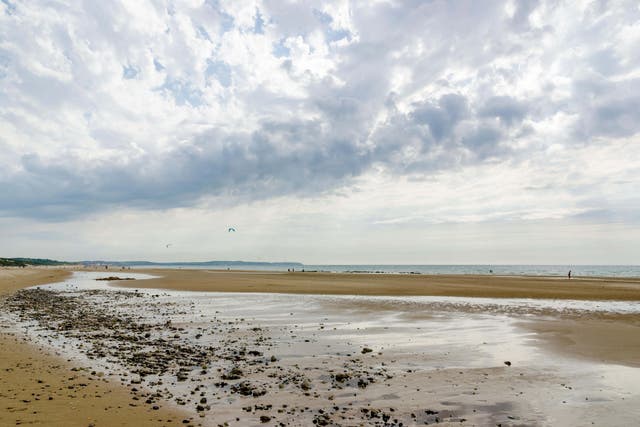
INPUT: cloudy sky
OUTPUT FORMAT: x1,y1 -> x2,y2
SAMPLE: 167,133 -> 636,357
1,0 -> 639,264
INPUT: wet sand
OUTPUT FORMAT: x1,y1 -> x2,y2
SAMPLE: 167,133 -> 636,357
522,317 -> 640,367
3,268 -> 640,426
123,269 -> 640,300
120,269 -> 640,369
0,268 -> 186,426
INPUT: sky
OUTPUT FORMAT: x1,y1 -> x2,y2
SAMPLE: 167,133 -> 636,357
1,0 -> 639,264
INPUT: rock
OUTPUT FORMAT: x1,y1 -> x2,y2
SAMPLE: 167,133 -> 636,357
334,373 -> 350,382
222,366 -> 244,380
231,381 -> 267,397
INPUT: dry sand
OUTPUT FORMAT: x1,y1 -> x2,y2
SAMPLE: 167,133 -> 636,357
0,268 -> 187,427
126,268 -> 640,300
0,268 -> 71,295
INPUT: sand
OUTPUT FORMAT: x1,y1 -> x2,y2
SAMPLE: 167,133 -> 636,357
124,268 -> 640,300
118,269 -> 640,368
3,267 -> 640,426
0,268 -> 71,295
522,317 -> 640,367
0,268 -> 187,427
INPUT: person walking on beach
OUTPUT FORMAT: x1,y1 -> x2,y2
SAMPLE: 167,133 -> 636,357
568,270 -> 571,279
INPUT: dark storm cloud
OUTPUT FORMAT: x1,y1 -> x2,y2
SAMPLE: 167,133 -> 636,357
1,121 -> 371,219
3,89 -> 515,219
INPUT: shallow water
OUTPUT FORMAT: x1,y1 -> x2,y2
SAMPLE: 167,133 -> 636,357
6,271 -> 640,426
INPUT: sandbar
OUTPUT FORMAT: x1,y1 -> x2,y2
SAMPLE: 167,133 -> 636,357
122,268 -> 640,300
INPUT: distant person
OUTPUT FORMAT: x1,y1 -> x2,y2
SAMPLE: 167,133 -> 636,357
568,270 -> 571,279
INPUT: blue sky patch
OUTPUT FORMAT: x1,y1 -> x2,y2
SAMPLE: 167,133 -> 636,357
206,59 -> 232,88
122,65 -> 139,79
156,78 -> 205,107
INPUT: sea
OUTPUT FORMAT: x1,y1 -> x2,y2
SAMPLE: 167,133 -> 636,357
125,264 -> 640,277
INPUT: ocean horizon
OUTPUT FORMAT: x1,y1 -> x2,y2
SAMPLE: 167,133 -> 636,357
119,263 -> 640,278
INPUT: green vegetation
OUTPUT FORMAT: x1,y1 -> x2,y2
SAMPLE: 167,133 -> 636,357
0,257 -> 72,267
0,258 -> 26,267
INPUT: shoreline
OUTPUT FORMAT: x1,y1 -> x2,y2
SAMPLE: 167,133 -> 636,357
0,268 -> 188,427
114,268 -> 640,368
112,268 -> 640,301
3,267 -> 640,425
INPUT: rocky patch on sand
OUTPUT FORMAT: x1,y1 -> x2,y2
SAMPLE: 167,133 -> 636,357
2,286 -> 536,426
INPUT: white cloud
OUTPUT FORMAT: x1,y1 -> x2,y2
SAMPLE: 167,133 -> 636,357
0,0 -> 639,262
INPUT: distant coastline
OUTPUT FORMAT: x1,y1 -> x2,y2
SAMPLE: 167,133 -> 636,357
0,257 -> 74,267
79,260 -> 304,268
92,262 -> 640,278
3,257 -> 639,278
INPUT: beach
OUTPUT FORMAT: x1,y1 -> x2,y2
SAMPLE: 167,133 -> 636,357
2,268 -> 640,426
121,269 -> 640,366
6,2 -> 640,426
0,268 -> 187,426
119,268 -> 640,300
